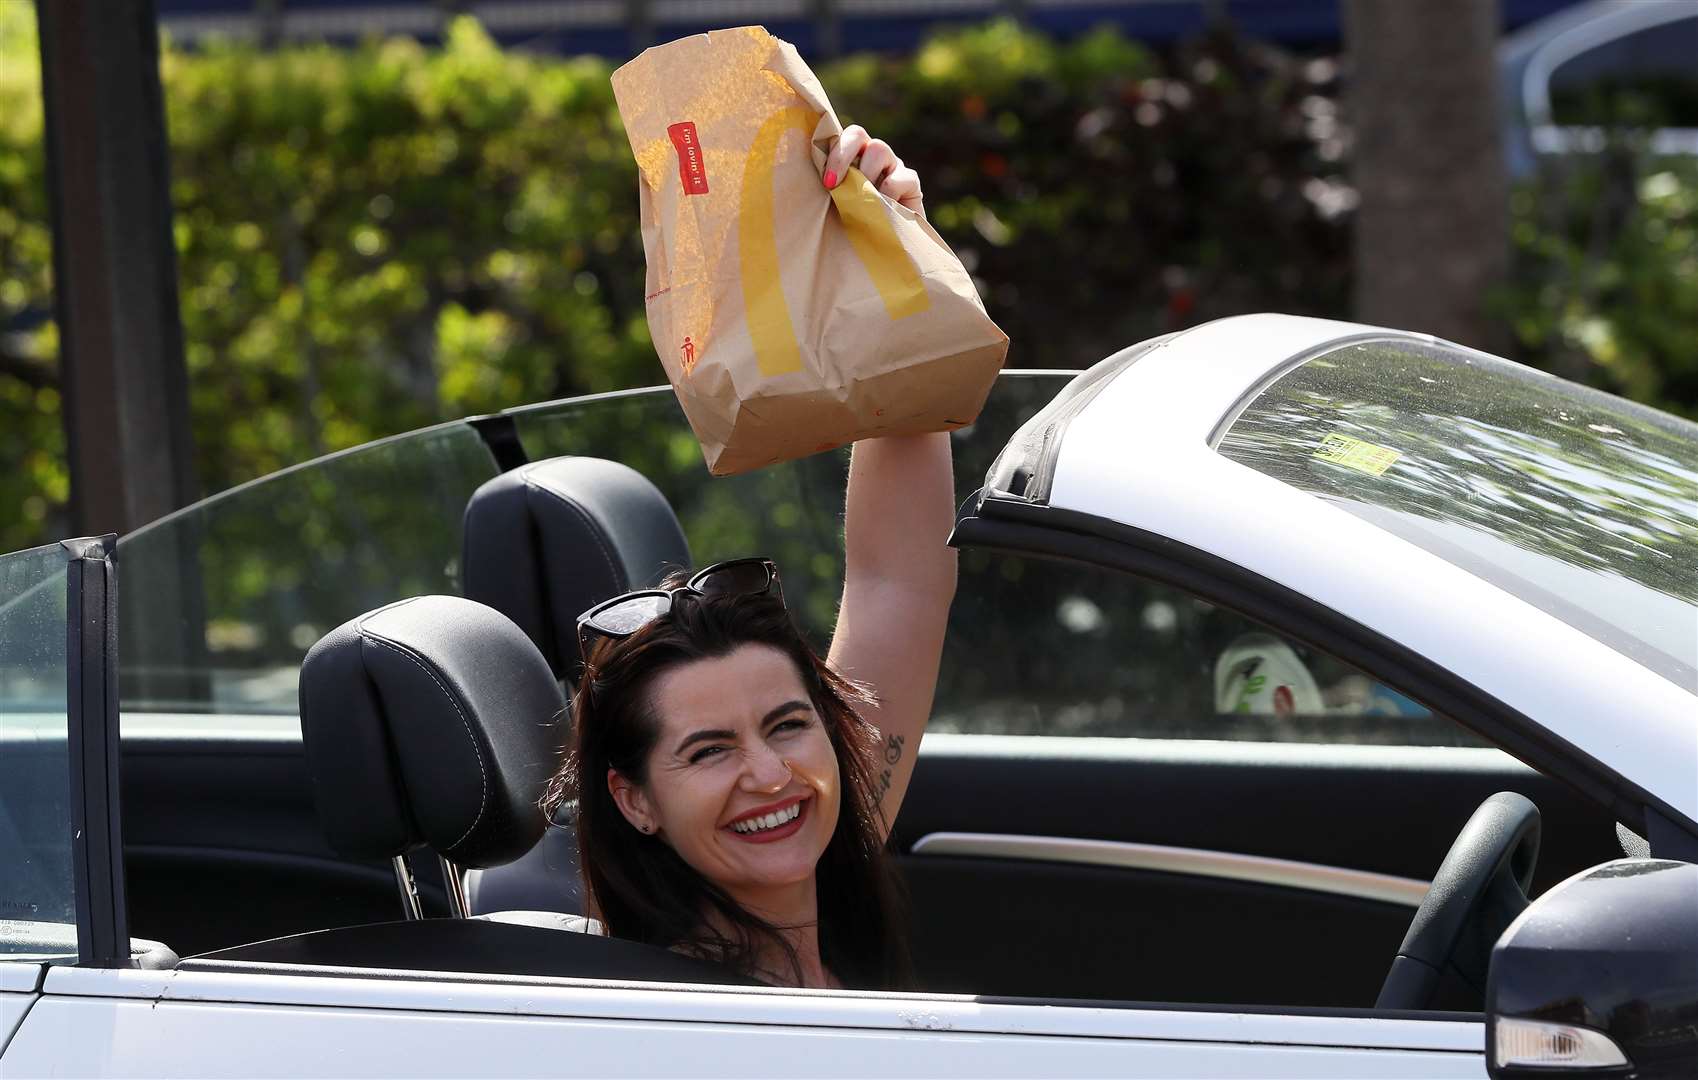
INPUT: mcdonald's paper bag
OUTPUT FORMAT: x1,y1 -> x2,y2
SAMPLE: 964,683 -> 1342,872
611,26 -> 1010,475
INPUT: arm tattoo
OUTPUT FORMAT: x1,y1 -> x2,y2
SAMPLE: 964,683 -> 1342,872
883,733 -> 905,765
875,734 -> 906,805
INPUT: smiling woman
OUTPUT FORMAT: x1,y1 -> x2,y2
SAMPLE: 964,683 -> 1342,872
532,128 -> 952,991
546,576 -> 913,990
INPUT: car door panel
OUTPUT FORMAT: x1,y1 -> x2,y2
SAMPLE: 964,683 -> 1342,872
121,724 -> 1617,1010
120,734 -> 433,956
900,855 -> 1414,1005
892,735 -> 1619,1006
895,737 -> 1617,885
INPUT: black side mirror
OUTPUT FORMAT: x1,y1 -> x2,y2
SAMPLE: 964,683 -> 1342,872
1487,859 -> 1698,1079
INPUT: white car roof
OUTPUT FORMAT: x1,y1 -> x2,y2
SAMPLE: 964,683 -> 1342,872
995,313 -> 1697,828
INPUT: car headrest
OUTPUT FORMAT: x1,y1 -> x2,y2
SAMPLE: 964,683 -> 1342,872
462,456 -> 691,681
298,596 -> 566,869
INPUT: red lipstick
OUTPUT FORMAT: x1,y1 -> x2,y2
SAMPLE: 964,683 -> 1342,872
723,794 -> 809,844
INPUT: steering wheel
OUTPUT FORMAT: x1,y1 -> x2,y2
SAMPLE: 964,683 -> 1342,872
1375,791 -> 1541,1011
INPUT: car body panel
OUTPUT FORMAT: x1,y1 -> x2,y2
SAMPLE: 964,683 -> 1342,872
6,1000 -> 1488,1079
1040,315 -> 1698,828
0,948 -> 44,1056
0,991 -> 37,1058
6,966 -> 1487,1078
0,963 -> 45,994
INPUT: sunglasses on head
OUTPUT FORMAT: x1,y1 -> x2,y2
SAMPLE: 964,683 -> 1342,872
576,557 -> 784,667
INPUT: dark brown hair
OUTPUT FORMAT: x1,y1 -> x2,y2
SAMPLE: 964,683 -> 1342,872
539,576 -> 911,989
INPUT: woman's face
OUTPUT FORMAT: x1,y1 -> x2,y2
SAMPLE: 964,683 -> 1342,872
609,643 -> 841,911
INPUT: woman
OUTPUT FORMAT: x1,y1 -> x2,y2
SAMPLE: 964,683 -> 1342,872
539,128 -> 951,990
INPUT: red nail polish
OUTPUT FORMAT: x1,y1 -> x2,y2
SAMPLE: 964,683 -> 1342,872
823,170 -> 837,189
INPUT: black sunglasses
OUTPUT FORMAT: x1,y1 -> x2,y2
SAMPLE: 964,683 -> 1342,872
576,557 -> 783,666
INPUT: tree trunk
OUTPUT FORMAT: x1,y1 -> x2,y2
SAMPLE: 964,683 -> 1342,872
37,0 -> 198,535
1343,0 -> 1509,353
38,0 -> 207,710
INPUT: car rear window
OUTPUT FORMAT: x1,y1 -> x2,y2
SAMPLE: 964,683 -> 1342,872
1216,339 -> 1698,695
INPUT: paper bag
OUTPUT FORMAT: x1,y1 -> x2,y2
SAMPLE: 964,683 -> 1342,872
612,26 -> 1010,475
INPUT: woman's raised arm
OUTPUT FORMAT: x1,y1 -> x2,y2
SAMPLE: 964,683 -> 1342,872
820,126 -> 957,838
826,429 -> 957,838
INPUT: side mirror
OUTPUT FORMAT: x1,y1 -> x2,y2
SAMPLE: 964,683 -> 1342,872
1486,859 -> 1698,1079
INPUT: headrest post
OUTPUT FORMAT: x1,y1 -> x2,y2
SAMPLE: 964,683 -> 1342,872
439,855 -> 471,919
391,855 -> 424,921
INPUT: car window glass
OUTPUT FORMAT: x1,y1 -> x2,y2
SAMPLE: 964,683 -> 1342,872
0,543 -> 77,959
936,551 -> 1482,745
117,424 -> 498,718
1216,339 -> 1698,693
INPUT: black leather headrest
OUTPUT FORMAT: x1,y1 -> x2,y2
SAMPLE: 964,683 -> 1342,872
298,596 -> 566,869
462,456 -> 691,680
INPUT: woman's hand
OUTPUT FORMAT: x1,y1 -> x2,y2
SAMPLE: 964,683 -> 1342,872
823,125 -> 925,220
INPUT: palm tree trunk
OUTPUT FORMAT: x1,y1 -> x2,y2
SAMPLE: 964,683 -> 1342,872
1343,0 -> 1509,353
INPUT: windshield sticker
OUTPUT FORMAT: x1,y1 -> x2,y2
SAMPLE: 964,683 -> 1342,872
1314,432 -> 1401,476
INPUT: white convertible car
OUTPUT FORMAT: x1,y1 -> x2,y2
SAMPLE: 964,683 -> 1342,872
2,314 -> 1695,1077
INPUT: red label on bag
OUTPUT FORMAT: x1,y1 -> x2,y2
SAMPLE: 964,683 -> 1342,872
668,122 -> 709,195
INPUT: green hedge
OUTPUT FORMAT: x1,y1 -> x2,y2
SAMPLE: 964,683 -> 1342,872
1503,154 -> 1698,416
0,9 -> 59,552
1,11 -> 1691,554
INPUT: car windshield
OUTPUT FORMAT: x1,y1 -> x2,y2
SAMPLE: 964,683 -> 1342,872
1216,339 -> 1698,695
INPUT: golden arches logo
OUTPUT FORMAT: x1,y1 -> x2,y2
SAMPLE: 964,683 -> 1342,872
738,106 -> 932,377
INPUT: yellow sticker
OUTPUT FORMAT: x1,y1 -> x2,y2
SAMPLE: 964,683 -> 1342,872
1314,432 -> 1401,476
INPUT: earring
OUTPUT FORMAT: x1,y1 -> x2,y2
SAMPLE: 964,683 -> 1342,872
639,823 -> 652,833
